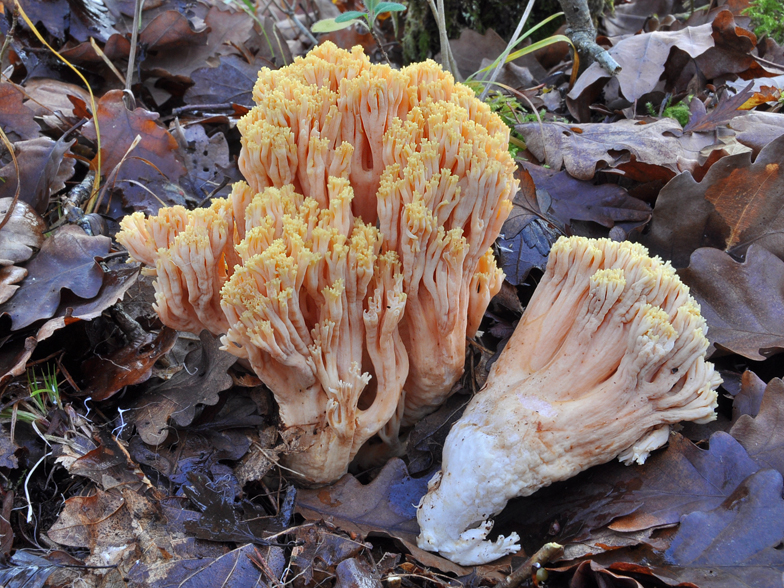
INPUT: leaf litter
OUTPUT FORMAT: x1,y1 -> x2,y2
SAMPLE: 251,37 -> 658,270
1,0 -> 784,587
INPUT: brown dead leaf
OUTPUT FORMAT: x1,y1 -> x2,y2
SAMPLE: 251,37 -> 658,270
0,82 -> 39,140
290,524 -> 369,586
605,433 -> 758,534
692,10 -> 758,80
569,22 -> 715,103
79,326 -> 178,401
448,27 -> 546,83
47,488 -> 134,548
22,78 -> 93,119
296,459 -> 428,557
498,167 -> 561,285
662,469 -> 784,588
141,6 -> 254,81
523,163 -> 651,230
56,430 -> 152,493
730,378 -> 784,475
131,331 -> 236,444
130,427 -> 251,486
83,90 -> 187,215
682,82 -> 753,133
516,119 -> 691,181
0,198 -> 45,266
642,133 -> 784,267
678,246 -> 784,360
603,0 -> 675,37
0,225 -> 110,331
184,54 -> 258,107
176,124 -> 231,200
0,136 -> 76,213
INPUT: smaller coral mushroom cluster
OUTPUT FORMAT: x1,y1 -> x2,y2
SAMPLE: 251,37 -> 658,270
117,42 -> 517,485
416,236 -> 721,566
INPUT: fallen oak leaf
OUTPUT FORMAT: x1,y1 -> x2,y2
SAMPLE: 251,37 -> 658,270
130,330 -> 236,445
0,82 -> 39,140
82,90 -> 187,215
641,133 -> 784,267
516,119 -> 691,181
662,469 -> 784,588
730,378 -> 784,476
0,198 -> 45,266
79,326 -> 178,401
184,54 -> 258,107
679,246 -> 784,360
0,225 -> 110,330
568,21 -> 715,103
0,136 -> 77,214
521,162 -> 651,231
682,82 -> 754,133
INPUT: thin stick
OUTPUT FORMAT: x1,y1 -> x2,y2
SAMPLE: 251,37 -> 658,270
124,0 -> 145,108
496,542 -> 564,588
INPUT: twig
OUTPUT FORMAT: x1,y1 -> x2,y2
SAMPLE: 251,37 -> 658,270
496,542 -> 564,588
0,127 -> 20,232
558,0 -> 620,76
369,27 -> 391,65
124,0 -> 145,110
172,103 -> 240,116
479,0 -> 536,101
273,0 -> 318,45
425,0 -> 459,79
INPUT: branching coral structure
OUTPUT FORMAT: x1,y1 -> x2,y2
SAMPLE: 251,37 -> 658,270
117,43 -> 517,484
416,236 -> 721,565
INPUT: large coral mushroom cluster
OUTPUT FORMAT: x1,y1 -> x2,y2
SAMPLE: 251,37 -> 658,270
416,236 -> 721,565
117,43 -> 517,484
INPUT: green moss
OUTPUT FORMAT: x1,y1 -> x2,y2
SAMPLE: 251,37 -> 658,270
744,0 -> 784,43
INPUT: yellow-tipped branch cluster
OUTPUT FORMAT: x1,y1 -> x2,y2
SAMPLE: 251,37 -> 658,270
118,42 -> 517,483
